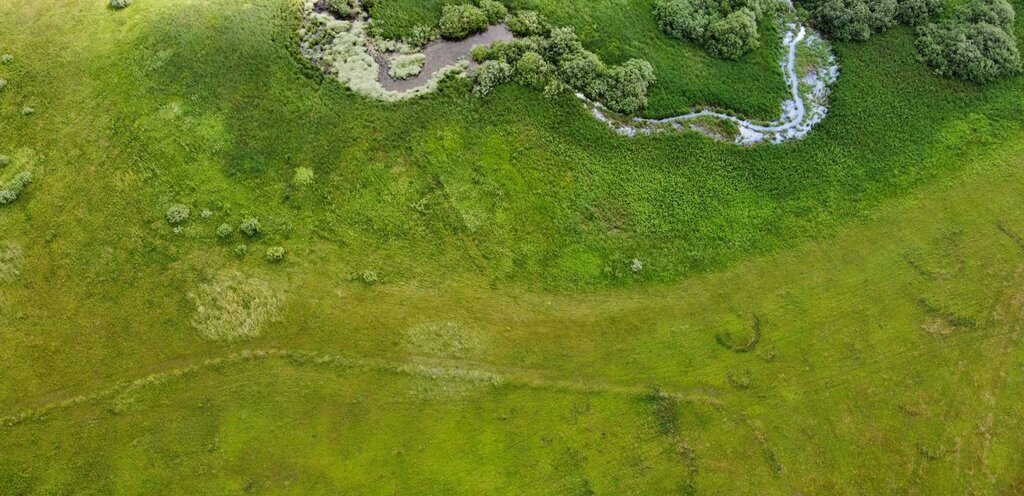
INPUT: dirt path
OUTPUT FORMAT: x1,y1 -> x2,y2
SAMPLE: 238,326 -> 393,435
376,25 -> 514,92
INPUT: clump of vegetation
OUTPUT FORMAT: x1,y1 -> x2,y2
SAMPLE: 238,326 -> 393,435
478,0 -> 508,24
801,0 -> 942,41
404,24 -> 437,48
109,0 -> 131,9
470,44 -> 490,63
0,155 -> 9,167
326,0 -> 357,18
0,79 -> 7,92
361,270 -> 379,284
388,53 -> 426,79
265,246 -> 286,263
506,9 -> 550,36
439,4 -> 489,40
165,204 -> 190,225
187,270 -> 284,341
216,223 -> 234,239
0,172 -> 32,206
476,27 -> 656,114
653,0 -> 768,59
234,244 -> 248,258
21,106 -> 34,116
1,54 -> 12,64
240,217 -> 262,237
292,167 -> 315,186
0,242 -> 24,283
915,0 -> 1020,82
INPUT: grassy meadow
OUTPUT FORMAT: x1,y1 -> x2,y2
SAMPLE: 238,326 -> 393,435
1,0 -> 1023,493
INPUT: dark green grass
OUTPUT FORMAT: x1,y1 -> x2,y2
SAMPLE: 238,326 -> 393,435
369,0 -> 788,118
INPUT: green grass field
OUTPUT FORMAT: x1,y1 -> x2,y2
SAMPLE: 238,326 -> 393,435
1,0 -> 1023,493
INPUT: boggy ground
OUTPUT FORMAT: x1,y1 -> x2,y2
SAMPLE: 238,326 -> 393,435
1,0 -> 1024,493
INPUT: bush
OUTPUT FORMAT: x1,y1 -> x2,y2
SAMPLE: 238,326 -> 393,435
470,44 -> 491,63
165,204 -> 190,225
896,0 -> 942,25
654,0 -> 764,58
109,0 -> 131,9
240,217 -> 262,237
0,171 -> 31,206
479,0 -> 508,24
507,10 -> 550,36
514,51 -> 551,88
916,20 -> 1021,83
473,60 -> 513,96
234,244 -> 248,258
959,0 -> 1015,31
439,5 -> 489,40
265,246 -> 286,263
705,9 -> 760,59
216,223 -> 234,239
326,0 -> 355,18
1,54 -> 12,65
21,107 -> 33,116
0,155 -> 9,167
0,79 -> 6,92
388,53 -> 426,79
405,24 -> 437,47
599,59 -> 657,114
292,166 -> 315,187
804,0 -> 903,41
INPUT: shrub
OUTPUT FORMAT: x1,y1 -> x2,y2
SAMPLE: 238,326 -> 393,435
470,44 -> 491,63
240,217 -> 262,237
803,0 -> 901,41
0,171 -> 31,206
558,50 -> 607,95
705,9 -> 760,59
234,244 -> 248,258
896,0 -> 942,25
165,204 -> 190,225
916,20 -> 1021,82
21,107 -> 33,116
0,155 -> 9,167
361,270 -> 379,283
405,24 -> 437,47
599,59 -> 656,114
326,0 -> 355,18
654,0 -> 764,58
216,223 -> 234,239
388,53 -> 426,79
1,54 -> 12,65
109,0 -> 131,9
439,5 -> 489,40
513,51 -> 551,88
479,0 -> 508,24
265,246 -> 286,262
507,10 -> 550,36
473,60 -> 513,96
0,79 -> 6,92
292,166 -> 315,187
958,0 -> 1015,31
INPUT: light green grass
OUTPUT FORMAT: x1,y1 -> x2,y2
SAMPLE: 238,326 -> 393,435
0,0 -> 1023,493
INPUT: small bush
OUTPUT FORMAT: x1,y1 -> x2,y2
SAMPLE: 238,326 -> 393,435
599,59 -> 657,114
405,24 -> 437,47
0,80 -> 7,92
326,0 -> 355,18
0,155 -> 9,167
292,166 -> 315,186
388,53 -> 427,79
165,204 -> 190,225
0,171 -> 32,206
21,107 -> 34,116
200,209 -> 213,219
470,44 -> 491,63
216,223 -> 234,239
439,5 -> 489,40
507,10 -> 550,36
109,0 -> 131,9
265,246 -> 286,263
513,51 -> 551,88
361,270 -> 379,284
239,217 -> 262,237
1,54 -> 12,65
478,0 -> 508,24
234,244 -> 248,258
473,60 -> 513,96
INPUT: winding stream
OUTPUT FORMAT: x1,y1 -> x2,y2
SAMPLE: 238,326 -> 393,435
301,1 -> 838,145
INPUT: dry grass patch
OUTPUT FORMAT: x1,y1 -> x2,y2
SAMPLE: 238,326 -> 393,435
187,270 -> 284,341
0,242 -> 24,283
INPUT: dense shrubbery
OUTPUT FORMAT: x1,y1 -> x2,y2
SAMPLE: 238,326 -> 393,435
404,24 -> 436,47
109,0 -> 131,9
439,4 -> 489,40
0,171 -> 31,205
475,25 -> 656,113
326,0 -> 357,18
916,0 -> 1021,83
801,0 -> 941,40
506,10 -> 550,37
653,0 -> 768,59
479,0 -> 508,24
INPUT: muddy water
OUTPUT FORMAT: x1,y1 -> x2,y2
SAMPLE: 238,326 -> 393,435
377,25 -> 515,92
